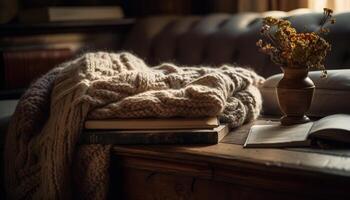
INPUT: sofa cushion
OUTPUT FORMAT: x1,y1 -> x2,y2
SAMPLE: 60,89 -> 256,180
261,69 -> 350,117
0,100 -> 17,200
0,100 -> 18,143
0,100 -> 18,119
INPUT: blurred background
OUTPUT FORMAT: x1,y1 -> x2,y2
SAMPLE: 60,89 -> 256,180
1,0 -> 350,24
1,1 -> 350,197
0,0 -> 349,96
1,0 -> 350,94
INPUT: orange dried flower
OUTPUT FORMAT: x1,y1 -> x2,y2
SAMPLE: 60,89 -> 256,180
256,8 -> 336,78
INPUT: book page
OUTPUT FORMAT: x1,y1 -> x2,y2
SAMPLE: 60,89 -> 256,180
244,122 -> 314,147
310,114 -> 350,134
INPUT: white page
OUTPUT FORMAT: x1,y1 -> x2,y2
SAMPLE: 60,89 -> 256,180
310,114 -> 350,134
244,122 -> 314,147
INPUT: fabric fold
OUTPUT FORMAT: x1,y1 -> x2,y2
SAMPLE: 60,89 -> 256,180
5,52 -> 264,199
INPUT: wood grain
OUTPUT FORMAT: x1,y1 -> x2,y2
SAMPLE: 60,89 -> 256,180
112,167 -> 313,200
110,155 -> 350,199
113,142 -> 350,177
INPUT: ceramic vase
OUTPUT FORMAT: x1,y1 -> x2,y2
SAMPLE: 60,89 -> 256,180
276,67 -> 315,126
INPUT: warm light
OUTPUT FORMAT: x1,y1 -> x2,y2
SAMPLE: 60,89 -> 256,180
308,0 -> 350,12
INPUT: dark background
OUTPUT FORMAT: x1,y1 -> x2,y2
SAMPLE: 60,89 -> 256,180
3,0 -> 240,23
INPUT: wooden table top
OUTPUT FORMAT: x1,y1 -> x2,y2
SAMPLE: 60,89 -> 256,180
112,117 -> 350,178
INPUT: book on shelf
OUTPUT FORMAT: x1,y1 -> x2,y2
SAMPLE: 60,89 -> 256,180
19,6 -> 124,23
81,124 -> 229,145
84,117 -> 219,130
3,48 -> 73,89
244,114 -> 350,148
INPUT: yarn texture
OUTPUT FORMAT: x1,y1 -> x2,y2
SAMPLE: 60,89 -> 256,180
4,52 -> 264,199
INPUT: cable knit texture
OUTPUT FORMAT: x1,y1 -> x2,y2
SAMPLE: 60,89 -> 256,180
4,52 -> 264,199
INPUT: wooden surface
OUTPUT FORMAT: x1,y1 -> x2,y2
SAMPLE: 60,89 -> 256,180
111,118 -> 350,199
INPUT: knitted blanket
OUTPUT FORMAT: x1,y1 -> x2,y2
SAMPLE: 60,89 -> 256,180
4,52 -> 264,199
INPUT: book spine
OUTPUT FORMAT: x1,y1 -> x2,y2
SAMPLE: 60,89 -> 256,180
3,48 -> 73,89
80,132 -> 218,145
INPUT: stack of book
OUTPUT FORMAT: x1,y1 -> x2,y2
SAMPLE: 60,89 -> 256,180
82,117 -> 229,145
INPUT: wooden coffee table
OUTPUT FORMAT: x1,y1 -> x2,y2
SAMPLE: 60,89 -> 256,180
110,118 -> 350,199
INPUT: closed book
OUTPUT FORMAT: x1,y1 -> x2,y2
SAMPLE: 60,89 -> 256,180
81,124 -> 229,145
19,6 -> 124,23
84,117 -> 219,130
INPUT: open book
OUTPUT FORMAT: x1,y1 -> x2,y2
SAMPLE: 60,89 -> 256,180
244,114 -> 350,148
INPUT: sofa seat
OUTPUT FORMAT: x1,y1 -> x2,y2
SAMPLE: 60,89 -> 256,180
0,100 -> 18,141
0,99 -> 17,198
0,100 -> 18,119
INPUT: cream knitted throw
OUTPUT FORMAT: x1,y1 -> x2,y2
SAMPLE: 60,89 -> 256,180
5,52 -> 264,199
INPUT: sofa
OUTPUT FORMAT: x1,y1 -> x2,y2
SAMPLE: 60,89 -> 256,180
121,9 -> 350,77
1,9 -> 350,197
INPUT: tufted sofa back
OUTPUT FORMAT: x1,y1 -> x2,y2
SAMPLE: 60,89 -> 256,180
122,9 -> 350,78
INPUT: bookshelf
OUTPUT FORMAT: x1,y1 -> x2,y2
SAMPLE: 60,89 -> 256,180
0,19 -> 134,99
0,19 -> 134,36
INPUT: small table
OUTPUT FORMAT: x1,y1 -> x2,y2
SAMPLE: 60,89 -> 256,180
110,118 -> 350,199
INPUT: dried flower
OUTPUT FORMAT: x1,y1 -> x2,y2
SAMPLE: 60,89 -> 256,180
324,8 -> 333,15
331,18 -> 336,24
320,28 -> 330,34
256,8 -> 336,78
256,39 -> 263,47
260,24 -> 270,34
